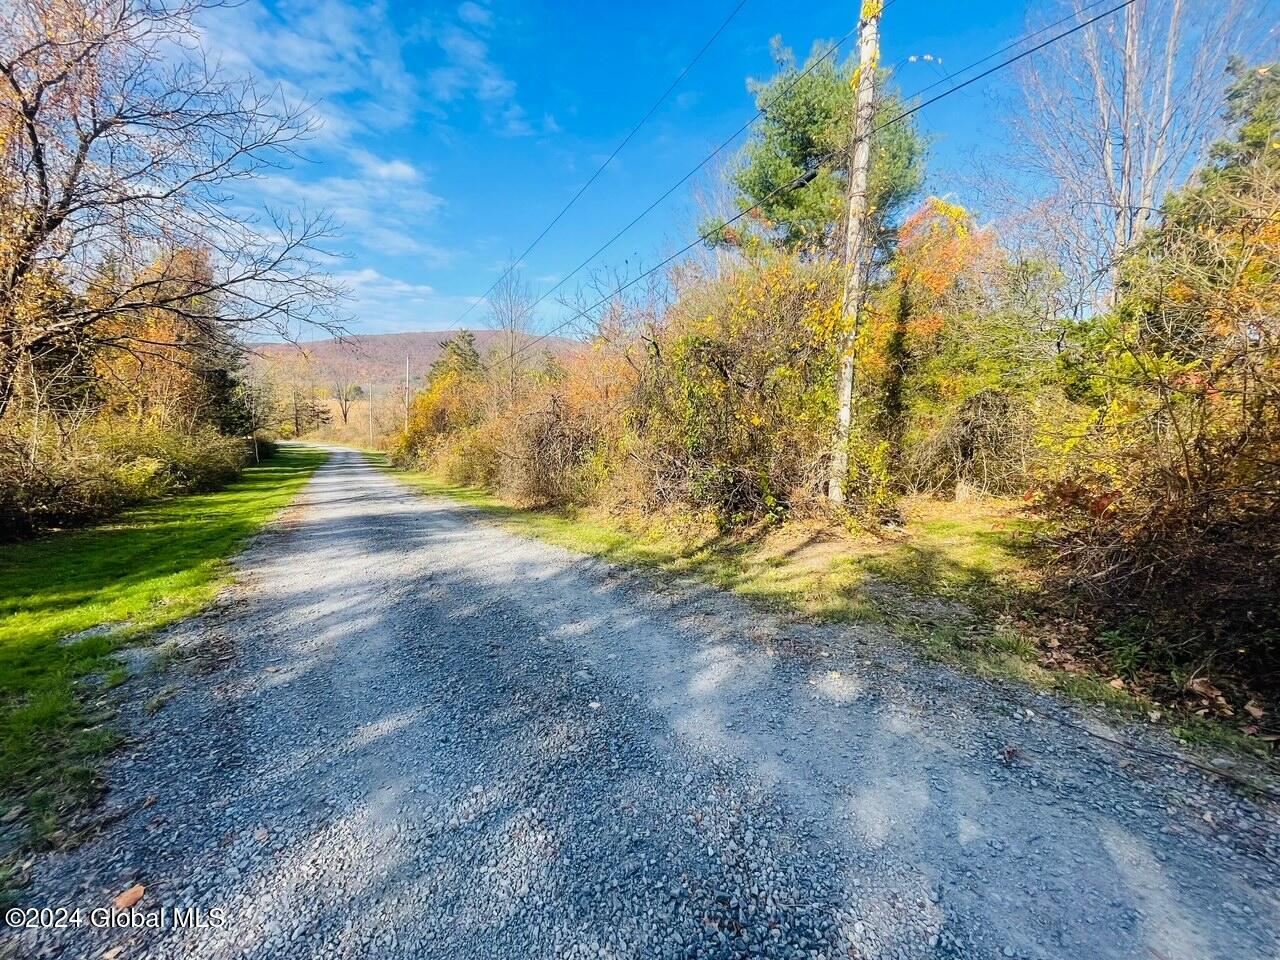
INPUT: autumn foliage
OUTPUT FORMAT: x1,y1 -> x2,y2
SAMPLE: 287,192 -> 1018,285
395,60 -> 1280,700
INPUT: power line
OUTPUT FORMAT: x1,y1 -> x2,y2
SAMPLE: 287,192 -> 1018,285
522,0 -> 1120,332
513,1 -> 921,331
894,0 -> 1118,101
489,0 -> 1138,370
514,24 -> 862,323
444,0 -> 750,334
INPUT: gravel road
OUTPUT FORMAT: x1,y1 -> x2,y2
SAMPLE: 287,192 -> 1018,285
11,447 -> 1280,960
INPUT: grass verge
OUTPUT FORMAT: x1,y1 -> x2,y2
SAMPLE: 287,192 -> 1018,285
0,445 -> 327,842
384,460 -> 1033,623
382,458 -> 1273,769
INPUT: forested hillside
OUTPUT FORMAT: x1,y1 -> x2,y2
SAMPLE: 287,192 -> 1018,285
255,330 -> 579,388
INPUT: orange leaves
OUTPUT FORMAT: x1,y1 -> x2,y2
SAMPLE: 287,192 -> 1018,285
112,884 -> 145,910
884,197 -> 995,350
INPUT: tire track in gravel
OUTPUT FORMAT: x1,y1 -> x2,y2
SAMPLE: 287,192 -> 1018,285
12,448 -> 1279,960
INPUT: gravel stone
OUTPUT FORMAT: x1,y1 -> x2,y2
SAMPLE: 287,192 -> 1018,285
13,448 -> 1279,960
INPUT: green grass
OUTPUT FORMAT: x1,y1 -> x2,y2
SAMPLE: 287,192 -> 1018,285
0,446 -> 326,836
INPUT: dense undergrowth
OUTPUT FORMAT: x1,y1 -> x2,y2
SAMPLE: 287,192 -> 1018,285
1,424 -> 273,538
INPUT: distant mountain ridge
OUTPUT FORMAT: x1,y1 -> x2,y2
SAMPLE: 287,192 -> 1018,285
254,329 -> 578,386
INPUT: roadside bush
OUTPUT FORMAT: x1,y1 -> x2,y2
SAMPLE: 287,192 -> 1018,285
495,395 -> 604,507
0,421 -> 251,537
1044,78 -> 1280,681
435,423 -> 502,489
632,257 -> 842,523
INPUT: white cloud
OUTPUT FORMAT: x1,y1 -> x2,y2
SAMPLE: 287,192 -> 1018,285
426,17 -> 538,137
331,268 -> 478,332
338,268 -> 434,296
192,0 -> 555,333
350,150 -> 421,182
201,0 -> 544,141
200,0 -> 419,131
457,2 -> 492,27
252,172 -> 451,264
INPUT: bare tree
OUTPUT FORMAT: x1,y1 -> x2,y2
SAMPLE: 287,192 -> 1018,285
328,362 -> 360,425
235,361 -> 278,462
486,264 -> 534,407
1003,0 -> 1267,306
0,0 -> 345,418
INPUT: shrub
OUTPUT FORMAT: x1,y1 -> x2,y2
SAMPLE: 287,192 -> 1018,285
436,423 -> 501,489
632,257 -> 843,523
1043,79 -> 1280,680
495,395 -> 603,507
0,421 -> 250,538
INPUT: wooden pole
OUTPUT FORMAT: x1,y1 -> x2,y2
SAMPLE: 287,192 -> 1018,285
828,2 -> 881,504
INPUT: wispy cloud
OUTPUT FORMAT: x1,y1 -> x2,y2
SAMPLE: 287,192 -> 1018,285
458,2 -> 493,28
350,149 -> 421,183
195,0 -> 552,331
333,268 -> 476,332
254,171 -> 450,263
425,6 -> 537,137
200,0 -> 419,132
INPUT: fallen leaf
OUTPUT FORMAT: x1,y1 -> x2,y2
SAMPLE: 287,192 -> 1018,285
1244,701 -> 1265,720
1108,677 -> 1126,690
102,947 -> 124,960
1147,710 -> 1163,722
1187,677 -> 1222,700
254,827 -> 269,842
113,883 -> 145,910
142,795 -> 156,808
264,666 -> 281,673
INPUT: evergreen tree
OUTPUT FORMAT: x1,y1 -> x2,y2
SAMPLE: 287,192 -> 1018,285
704,38 -> 925,255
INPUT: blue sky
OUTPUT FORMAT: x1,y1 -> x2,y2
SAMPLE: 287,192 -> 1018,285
201,0 -> 1039,335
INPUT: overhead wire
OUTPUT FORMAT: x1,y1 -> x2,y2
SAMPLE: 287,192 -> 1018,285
484,0 -> 1139,371
510,23 -> 863,324
486,0 -> 1116,351
442,0 -> 751,335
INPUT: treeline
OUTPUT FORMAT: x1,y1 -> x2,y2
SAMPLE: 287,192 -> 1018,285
395,49 -> 1279,692
1,248 -> 263,536
0,2 -> 339,537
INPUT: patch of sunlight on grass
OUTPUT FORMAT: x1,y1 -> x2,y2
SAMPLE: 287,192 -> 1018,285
380,461 -> 1037,629
0,445 -> 327,838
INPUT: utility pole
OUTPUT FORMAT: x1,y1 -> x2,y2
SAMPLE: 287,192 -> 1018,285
828,2 -> 881,505
367,382 -> 374,449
